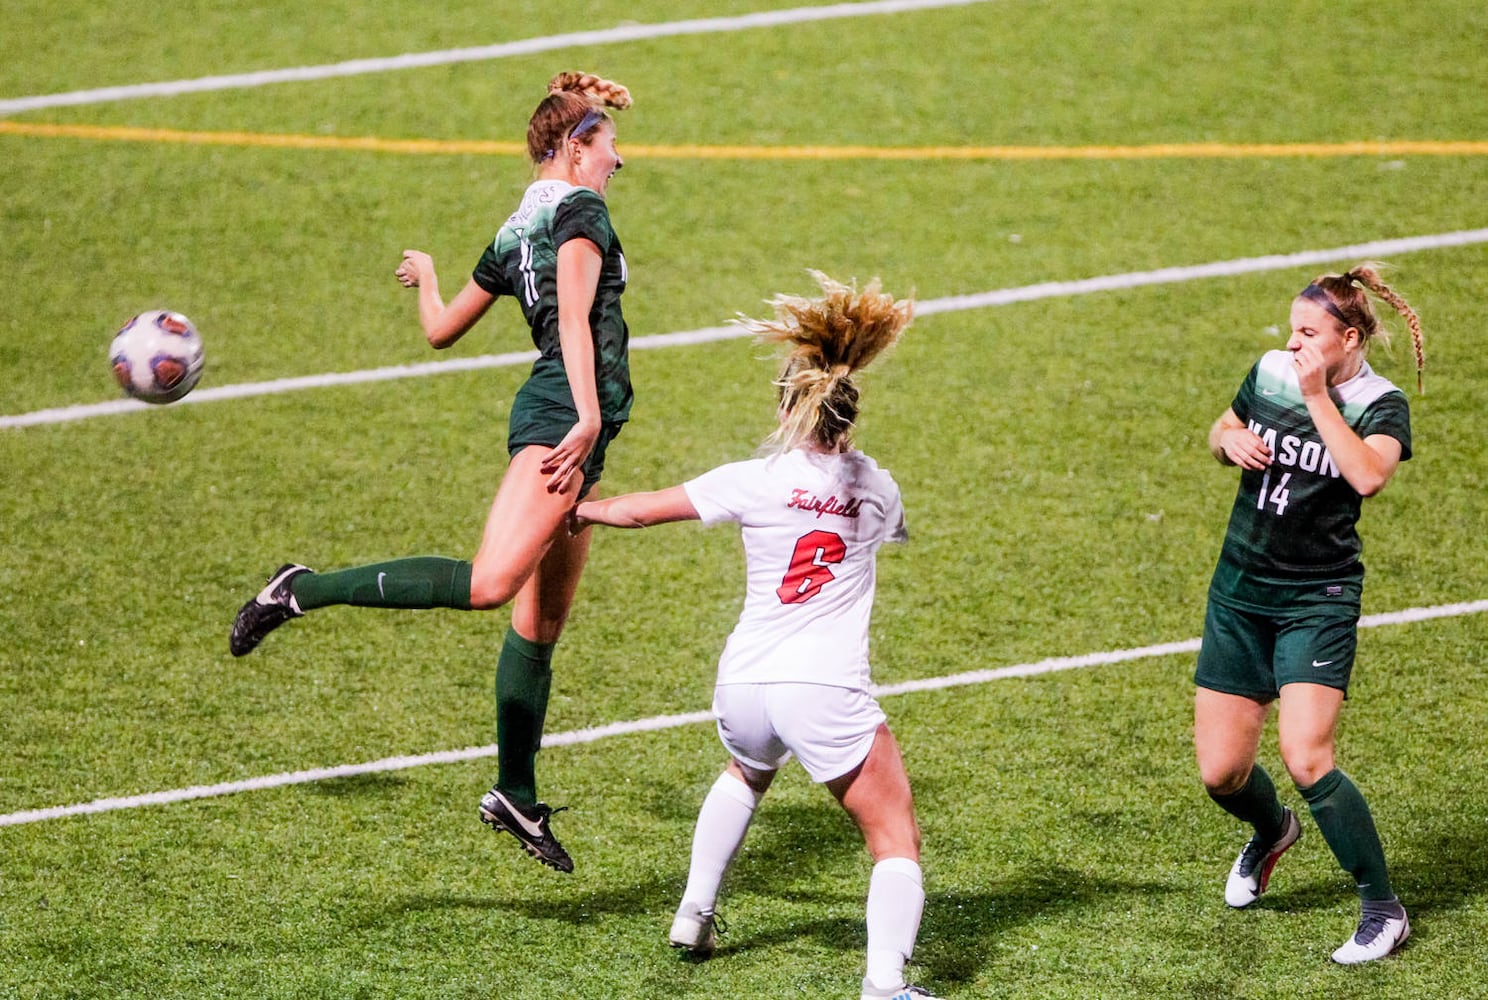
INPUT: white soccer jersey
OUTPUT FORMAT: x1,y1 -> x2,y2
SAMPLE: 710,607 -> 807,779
683,448 -> 907,689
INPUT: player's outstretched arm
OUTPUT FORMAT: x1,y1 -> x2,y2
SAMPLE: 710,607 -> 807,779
395,250 -> 497,349
573,486 -> 699,530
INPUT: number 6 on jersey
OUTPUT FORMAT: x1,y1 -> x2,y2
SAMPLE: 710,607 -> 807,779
776,530 -> 847,605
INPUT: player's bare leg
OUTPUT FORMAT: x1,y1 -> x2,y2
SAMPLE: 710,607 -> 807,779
467,445 -> 586,610
1194,689 -> 1299,906
828,726 -> 936,1000
478,457 -> 594,872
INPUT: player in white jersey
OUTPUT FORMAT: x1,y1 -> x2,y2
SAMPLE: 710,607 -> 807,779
692,446 -> 906,691
574,274 -> 940,1000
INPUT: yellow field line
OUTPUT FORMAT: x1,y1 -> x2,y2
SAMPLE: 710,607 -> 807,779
0,121 -> 527,156
3,120 -> 1487,160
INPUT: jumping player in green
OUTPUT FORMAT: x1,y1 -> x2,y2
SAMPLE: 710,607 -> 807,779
1194,264 -> 1424,963
229,71 -> 635,873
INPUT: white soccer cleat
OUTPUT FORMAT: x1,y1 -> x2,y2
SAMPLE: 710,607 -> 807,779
1331,909 -> 1409,964
669,900 -> 722,957
860,984 -> 943,1000
1225,807 -> 1302,908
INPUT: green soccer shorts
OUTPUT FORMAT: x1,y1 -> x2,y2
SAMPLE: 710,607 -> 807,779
507,380 -> 623,499
1194,591 -> 1361,698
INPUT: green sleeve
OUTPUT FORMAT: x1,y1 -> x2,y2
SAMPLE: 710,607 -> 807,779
1230,361 -> 1260,423
1358,391 -> 1412,461
471,240 -> 515,298
551,190 -> 614,254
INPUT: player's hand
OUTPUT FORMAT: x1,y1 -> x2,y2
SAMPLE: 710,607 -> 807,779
1291,341 -> 1330,398
395,250 -> 434,288
567,504 -> 590,536
1219,426 -> 1272,470
541,420 -> 600,493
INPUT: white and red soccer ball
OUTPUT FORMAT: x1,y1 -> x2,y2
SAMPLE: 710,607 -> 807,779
109,309 -> 205,404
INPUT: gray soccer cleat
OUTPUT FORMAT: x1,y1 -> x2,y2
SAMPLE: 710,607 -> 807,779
860,984 -> 944,1000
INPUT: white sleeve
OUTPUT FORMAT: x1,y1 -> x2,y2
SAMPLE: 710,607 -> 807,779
882,477 -> 908,544
682,460 -> 759,526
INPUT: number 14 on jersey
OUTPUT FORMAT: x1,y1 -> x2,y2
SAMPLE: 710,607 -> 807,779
1257,470 -> 1292,516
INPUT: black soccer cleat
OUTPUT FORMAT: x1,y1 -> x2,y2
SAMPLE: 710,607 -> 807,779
229,563 -> 310,656
479,786 -> 574,873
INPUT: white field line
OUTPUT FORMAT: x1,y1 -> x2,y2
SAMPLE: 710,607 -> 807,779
7,227 -> 1488,431
2,598 -> 1486,829
910,227 -> 1488,316
0,0 -> 992,115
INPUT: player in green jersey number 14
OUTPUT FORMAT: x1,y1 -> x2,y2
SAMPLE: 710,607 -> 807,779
1194,263 -> 1424,964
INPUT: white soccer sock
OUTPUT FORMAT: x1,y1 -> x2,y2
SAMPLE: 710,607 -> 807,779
679,772 -> 761,909
863,856 -> 925,993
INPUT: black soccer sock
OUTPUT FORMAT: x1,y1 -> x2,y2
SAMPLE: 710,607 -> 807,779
1298,768 -> 1395,901
1208,763 -> 1288,844
494,629 -> 555,806
1361,896 -> 1407,921
290,557 -> 473,611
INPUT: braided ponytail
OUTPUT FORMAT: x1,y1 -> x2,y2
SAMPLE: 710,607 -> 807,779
547,71 -> 633,109
1310,263 -> 1425,393
527,71 -> 632,163
1350,265 -> 1425,394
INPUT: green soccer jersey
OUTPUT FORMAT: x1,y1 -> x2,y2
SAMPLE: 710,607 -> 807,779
1217,350 -> 1411,581
471,179 -> 633,423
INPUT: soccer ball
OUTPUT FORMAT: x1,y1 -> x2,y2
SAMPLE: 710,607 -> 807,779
109,310 -> 205,404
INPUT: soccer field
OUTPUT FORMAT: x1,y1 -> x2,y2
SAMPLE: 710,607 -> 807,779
3,1 -> 1487,997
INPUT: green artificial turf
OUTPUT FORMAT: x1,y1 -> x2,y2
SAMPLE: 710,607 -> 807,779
2,1 -> 1486,997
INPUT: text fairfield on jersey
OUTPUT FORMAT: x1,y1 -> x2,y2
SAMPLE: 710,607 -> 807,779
787,489 -> 863,519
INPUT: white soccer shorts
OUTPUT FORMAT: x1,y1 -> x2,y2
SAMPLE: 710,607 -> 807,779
711,682 -> 887,783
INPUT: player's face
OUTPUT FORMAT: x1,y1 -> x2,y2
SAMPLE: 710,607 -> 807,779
572,122 -> 623,198
1287,297 -> 1358,378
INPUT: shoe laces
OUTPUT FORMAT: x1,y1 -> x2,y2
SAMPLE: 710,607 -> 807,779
1354,911 -> 1392,945
1235,834 -> 1269,878
523,803 -> 567,833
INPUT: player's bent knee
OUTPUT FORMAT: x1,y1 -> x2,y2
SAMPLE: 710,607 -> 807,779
467,574 -> 522,610
1195,745 -> 1255,795
1198,763 -> 1252,797
725,758 -> 776,795
1280,752 -> 1334,789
